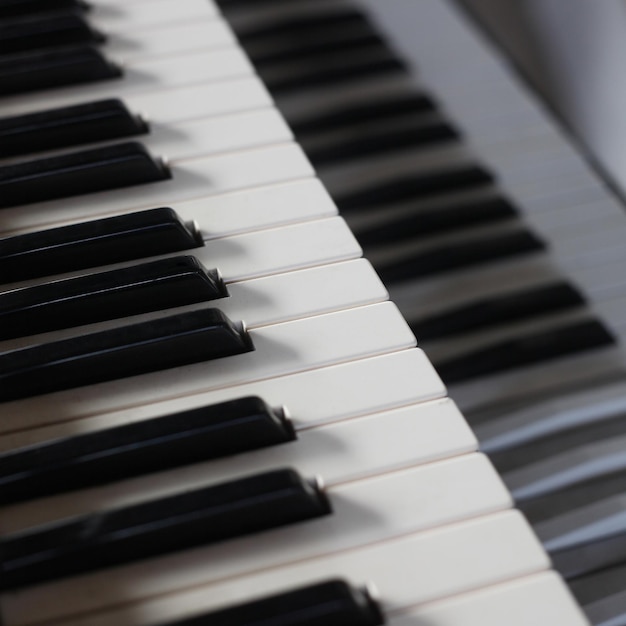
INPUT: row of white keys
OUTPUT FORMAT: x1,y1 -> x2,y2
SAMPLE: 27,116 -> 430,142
1,252 -> 383,352
2,452 -> 516,626
1,301 -> 417,434
13,510 -> 549,626
0,143 -> 315,236
1,397 -> 478,531
0,347 -> 445,450
0,47 -> 255,119
0,106 -> 294,167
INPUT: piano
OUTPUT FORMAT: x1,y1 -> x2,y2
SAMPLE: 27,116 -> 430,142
0,0 -> 622,624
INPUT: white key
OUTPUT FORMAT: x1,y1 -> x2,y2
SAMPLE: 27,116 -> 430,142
2,253 -> 378,352
15,511 -> 549,626
390,571 -> 590,626
1,456 -> 513,626
0,48 -> 254,119
104,19 -> 237,61
0,108 -> 293,167
0,399 -> 478,531
0,144 -> 315,236
126,77 -> 274,124
91,0 -> 219,30
1,302 -> 417,434
0,349 -> 445,451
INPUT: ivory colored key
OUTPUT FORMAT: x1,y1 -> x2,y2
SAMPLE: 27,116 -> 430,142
161,579 -> 383,626
0,48 -> 254,119
2,510 -> 545,626
0,348 -> 445,450
1,258 -> 384,353
0,302 -> 417,434
3,106 -> 294,165
0,144 -> 315,236
0,399 -> 477,531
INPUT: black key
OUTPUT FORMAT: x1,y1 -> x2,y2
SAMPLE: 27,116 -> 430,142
411,282 -> 585,341
551,529 -> 626,580
0,141 -> 169,208
0,468 -> 330,589
521,468 -> 626,526
307,121 -> 458,167
168,580 -> 384,626
335,166 -> 495,212
252,31 -> 389,69
569,563 -> 626,607
491,409 -> 626,475
0,99 -> 148,158
0,0 -> 88,19
0,308 -> 253,402
376,230 -> 545,284
0,46 -> 120,97
436,319 -> 615,384
355,197 -> 517,247
238,9 -> 369,45
0,208 -> 203,284
265,51 -> 406,95
0,13 -> 104,56
0,256 -> 228,340
0,396 -> 295,505
291,94 -> 437,135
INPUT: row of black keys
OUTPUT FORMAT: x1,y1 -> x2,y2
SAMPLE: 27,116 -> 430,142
218,0 -> 617,383
0,1 -> 612,389
0,389 -> 389,626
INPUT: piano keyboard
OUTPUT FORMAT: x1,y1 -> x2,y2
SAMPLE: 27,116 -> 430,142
0,0 -> 614,624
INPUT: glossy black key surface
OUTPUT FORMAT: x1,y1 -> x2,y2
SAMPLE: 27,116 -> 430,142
0,309 -> 253,402
0,468 -> 330,589
376,230 -> 544,285
0,256 -> 227,340
306,121 -> 458,167
0,13 -> 103,56
436,319 -> 615,384
0,46 -> 120,97
0,0 -> 87,19
355,197 -> 518,247
335,166 -> 495,211
0,142 -> 169,208
0,99 -> 148,158
0,208 -> 203,284
168,580 -> 384,626
291,94 -> 437,135
0,396 -> 295,505
411,282 -> 585,341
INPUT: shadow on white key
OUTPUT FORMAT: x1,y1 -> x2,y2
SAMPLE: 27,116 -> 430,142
0,255 -> 379,352
1,302 -> 416,434
0,144 -> 314,236
0,348 -> 444,456
0,107 -> 293,167
0,397 -> 476,531
0,48 -> 254,119
0,454 -> 514,626
7,510 -> 548,626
